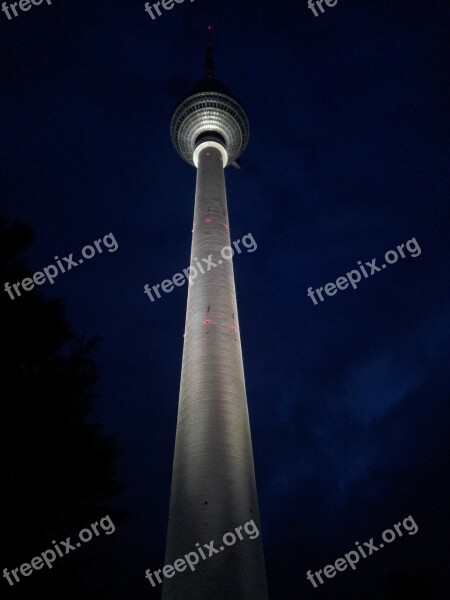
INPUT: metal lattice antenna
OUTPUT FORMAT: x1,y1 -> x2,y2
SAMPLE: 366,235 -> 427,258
206,25 -> 214,79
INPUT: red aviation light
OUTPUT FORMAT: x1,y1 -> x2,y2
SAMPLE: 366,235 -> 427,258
203,318 -> 213,325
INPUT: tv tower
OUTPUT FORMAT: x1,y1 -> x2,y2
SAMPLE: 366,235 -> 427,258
162,28 -> 269,600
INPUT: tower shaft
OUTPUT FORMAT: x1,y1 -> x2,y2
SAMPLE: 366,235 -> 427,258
162,145 -> 268,599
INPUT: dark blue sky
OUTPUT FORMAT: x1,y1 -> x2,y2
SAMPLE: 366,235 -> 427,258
1,0 -> 449,598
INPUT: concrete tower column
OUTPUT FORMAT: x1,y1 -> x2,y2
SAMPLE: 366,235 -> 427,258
162,142 -> 268,600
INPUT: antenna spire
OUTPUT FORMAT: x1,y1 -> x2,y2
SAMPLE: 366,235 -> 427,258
206,25 -> 214,79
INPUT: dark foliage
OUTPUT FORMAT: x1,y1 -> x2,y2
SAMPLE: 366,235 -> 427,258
0,215 -> 125,597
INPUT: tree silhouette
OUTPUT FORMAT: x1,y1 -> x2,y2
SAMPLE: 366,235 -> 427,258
0,216 -> 125,598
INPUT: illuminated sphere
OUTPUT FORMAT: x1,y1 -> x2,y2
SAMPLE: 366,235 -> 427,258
171,90 -> 250,168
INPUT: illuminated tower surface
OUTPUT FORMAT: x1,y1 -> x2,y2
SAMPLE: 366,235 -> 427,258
162,28 -> 269,600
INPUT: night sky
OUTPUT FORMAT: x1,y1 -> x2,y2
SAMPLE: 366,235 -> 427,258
1,0 -> 449,598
